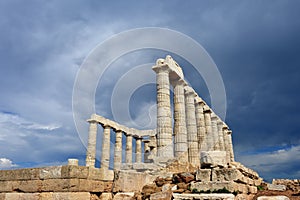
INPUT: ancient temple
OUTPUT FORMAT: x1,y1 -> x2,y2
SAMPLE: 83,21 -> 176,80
85,55 -> 235,171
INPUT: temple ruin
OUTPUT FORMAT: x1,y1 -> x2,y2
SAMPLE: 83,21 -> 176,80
85,55 -> 235,171
0,56 -> 266,200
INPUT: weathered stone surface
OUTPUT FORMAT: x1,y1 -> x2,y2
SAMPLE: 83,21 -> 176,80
150,191 -> 172,200
113,192 -> 135,200
267,183 -> 286,191
178,172 -> 194,183
272,179 -> 300,192
200,151 -> 227,167
257,196 -> 290,200
172,193 -> 235,200
0,168 -> 40,181
88,168 -> 114,181
196,169 -> 211,182
142,183 -> 160,198
162,183 -> 173,192
212,168 -> 244,182
177,182 -> 188,190
113,171 -> 155,192
61,165 -> 88,179
39,166 -> 62,179
1,192 -> 91,200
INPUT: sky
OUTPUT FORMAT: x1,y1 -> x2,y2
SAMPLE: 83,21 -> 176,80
0,0 -> 300,182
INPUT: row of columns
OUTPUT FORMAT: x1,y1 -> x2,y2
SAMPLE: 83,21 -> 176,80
153,61 -> 234,166
85,120 -> 145,170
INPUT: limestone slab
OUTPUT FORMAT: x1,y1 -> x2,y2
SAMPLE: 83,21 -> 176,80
172,193 -> 234,200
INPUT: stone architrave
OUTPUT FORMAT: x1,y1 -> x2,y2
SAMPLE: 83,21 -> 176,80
152,61 -> 173,158
135,137 -> 142,163
101,125 -> 111,169
211,113 -> 220,151
125,134 -> 133,163
173,78 -> 188,160
114,129 -> 123,170
184,86 -> 199,165
204,106 -> 213,151
195,97 -> 207,152
86,120 -> 98,167
217,119 -> 225,151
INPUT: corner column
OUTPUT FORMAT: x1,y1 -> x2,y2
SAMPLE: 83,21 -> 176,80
101,125 -> 111,169
86,120 -> 98,167
114,129 -> 123,170
223,126 -> 231,164
185,86 -> 199,165
173,79 -> 188,160
152,63 -> 173,158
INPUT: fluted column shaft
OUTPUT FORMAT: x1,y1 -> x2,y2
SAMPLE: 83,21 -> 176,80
101,125 -> 111,169
195,99 -> 206,152
211,114 -> 220,150
217,120 -> 225,151
86,120 -> 98,167
135,137 -> 142,163
185,87 -> 199,165
125,134 -> 133,163
223,128 -> 231,164
204,107 -> 213,151
173,79 -> 188,160
228,130 -> 235,162
114,130 -> 122,170
152,65 -> 173,158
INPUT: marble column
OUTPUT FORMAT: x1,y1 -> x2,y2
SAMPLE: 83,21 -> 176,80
101,125 -> 111,169
211,113 -> 220,151
204,106 -> 213,151
125,134 -> 133,163
173,79 -> 188,160
223,126 -> 230,164
152,63 -> 173,158
185,86 -> 199,165
195,97 -> 206,152
114,129 -> 123,170
217,119 -> 225,151
86,120 -> 98,167
143,139 -> 151,163
135,137 -> 142,163
228,130 -> 235,162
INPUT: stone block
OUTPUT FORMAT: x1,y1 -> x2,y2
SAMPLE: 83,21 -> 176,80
113,171 -> 156,192
190,181 -> 235,192
0,181 -> 13,192
113,192 -> 135,200
100,192 -> 113,200
52,192 -> 91,200
212,168 -> 243,182
61,166 -> 89,179
150,191 -> 172,200
88,168 -> 114,181
172,193 -> 235,200
4,193 -> 40,200
200,151 -> 227,167
178,172 -> 194,183
267,184 -> 286,191
39,166 -> 62,179
196,169 -> 211,182
257,196 -> 290,200
248,185 -> 258,194
0,168 -> 40,181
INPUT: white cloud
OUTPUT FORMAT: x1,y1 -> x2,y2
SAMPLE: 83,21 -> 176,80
238,145 -> 300,179
0,158 -> 17,169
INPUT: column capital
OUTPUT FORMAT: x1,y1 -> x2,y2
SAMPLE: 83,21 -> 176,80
195,96 -> 205,105
211,112 -> 218,119
227,130 -> 232,135
170,77 -> 187,87
87,119 -> 98,123
100,123 -> 110,129
217,119 -> 224,126
152,63 -> 170,73
203,105 -> 212,113
184,86 -> 197,97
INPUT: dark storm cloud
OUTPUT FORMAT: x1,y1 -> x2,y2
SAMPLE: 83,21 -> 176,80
0,0 -> 299,180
